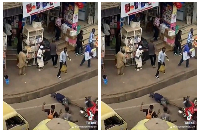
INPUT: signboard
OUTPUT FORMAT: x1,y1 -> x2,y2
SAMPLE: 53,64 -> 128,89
23,2 -> 60,18
121,2 -> 159,18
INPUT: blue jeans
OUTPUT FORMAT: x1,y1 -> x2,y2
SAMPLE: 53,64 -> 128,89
80,56 -> 91,67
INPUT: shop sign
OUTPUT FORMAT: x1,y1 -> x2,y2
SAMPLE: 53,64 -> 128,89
121,2 -> 159,18
23,2 -> 60,18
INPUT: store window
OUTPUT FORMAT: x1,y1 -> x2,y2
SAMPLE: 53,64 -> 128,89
104,115 -> 123,130
5,115 -> 25,130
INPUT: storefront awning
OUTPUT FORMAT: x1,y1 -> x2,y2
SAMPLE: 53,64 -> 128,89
101,2 -> 121,18
101,2 -> 121,10
3,2 -> 22,10
3,2 -> 22,18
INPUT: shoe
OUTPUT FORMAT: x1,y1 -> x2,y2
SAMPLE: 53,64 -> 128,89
54,65 -> 58,68
65,72 -> 67,74
153,65 -> 156,68
57,76 -> 61,79
174,53 -> 177,55
164,72 -> 165,74
38,69 -> 41,71
155,75 -> 159,79
137,69 -> 139,71
178,64 -> 181,66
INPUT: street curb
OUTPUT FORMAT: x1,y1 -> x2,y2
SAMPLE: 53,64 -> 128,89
102,69 -> 197,104
4,69 -> 98,104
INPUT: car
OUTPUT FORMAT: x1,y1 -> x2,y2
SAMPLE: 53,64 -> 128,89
33,118 -> 80,130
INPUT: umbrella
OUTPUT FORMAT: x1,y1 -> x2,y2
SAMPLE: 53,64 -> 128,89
131,118 -> 178,130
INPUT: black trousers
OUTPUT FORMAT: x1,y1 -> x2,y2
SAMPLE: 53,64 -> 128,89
80,56 -> 91,67
153,26 -> 159,40
174,43 -> 182,54
51,54 -> 58,66
7,35 -> 12,46
155,62 -> 165,76
75,44 -> 83,54
55,26 -> 61,40
105,35 -> 110,46
178,55 -> 189,67
149,54 -> 156,66
57,62 -> 66,77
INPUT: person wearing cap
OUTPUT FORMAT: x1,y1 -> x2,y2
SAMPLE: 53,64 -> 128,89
89,28 -> 95,49
135,45 -> 144,71
37,45 -> 45,71
80,43 -> 92,67
178,43 -> 191,68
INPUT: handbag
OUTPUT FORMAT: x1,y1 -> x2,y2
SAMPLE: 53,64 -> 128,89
159,65 -> 165,73
60,65 -> 67,72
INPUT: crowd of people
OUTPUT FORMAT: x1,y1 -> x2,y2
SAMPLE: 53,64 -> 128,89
113,27 -> 196,79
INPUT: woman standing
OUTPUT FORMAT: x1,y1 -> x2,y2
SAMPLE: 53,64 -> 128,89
37,45 -> 45,71
174,30 -> 182,55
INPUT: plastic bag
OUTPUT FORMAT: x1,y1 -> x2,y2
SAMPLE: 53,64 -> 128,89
159,65 -> 165,73
60,65 -> 67,72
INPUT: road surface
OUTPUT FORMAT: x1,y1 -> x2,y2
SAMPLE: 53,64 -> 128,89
10,76 -> 98,130
108,76 -> 197,130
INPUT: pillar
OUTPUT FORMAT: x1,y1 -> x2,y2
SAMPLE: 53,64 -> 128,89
192,2 -> 197,24
94,2 -> 98,24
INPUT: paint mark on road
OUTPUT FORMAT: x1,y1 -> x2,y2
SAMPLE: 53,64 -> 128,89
113,98 -> 183,111
15,98 -> 85,111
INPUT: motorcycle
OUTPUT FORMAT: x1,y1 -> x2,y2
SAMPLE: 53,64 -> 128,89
178,96 -> 197,120
80,96 -> 98,119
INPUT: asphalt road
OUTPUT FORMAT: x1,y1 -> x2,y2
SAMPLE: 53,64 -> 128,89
108,76 -> 197,130
10,76 -> 98,130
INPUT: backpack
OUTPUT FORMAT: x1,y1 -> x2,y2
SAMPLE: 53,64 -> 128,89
146,109 -> 153,119
48,110 -> 55,119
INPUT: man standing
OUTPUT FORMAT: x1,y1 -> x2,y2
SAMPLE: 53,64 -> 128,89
5,20 -> 12,46
174,30 -> 182,55
155,47 -> 169,79
75,30 -> 84,55
55,15 -> 62,41
42,103 -> 61,118
103,20 -> 111,46
60,106 -> 78,123
89,28 -> 95,49
160,107 -> 172,122
116,48 -> 126,75
187,28 -> 194,49
153,15 -> 160,41
140,104 -> 160,119
80,43 -> 92,68
17,51 -> 27,75
50,39 -> 58,68
178,43 -> 191,68
57,47 -> 71,79
148,40 -> 156,67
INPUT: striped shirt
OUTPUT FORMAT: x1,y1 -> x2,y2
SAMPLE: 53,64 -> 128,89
154,17 -> 160,27
187,32 -> 193,44
89,32 -> 95,43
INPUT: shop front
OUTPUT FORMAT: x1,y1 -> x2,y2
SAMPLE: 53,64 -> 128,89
120,2 -> 159,66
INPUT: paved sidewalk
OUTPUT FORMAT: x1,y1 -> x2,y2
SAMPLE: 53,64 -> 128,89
3,52 -> 98,97
102,52 -> 197,98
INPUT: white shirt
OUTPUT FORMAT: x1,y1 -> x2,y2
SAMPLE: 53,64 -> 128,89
103,23 -> 110,35
5,23 -> 12,35
59,51 -> 68,63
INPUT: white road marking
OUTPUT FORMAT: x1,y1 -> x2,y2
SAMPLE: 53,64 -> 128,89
113,98 -> 183,111
15,98 -> 85,111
